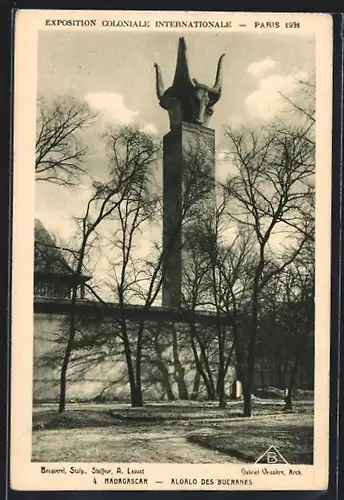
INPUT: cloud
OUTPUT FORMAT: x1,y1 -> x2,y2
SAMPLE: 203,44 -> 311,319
245,71 -> 308,120
225,114 -> 243,128
140,123 -> 159,135
217,150 -> 228,162
216,149 -> 236,182
35,181 -> 96,243
85,92 -> 159,136
247,58 -> 277,77
85,92 -> 139,125
35,210 -> 77,244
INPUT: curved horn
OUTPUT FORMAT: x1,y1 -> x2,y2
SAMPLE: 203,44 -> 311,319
154,63 -> 165,100
210,53 -> 226,95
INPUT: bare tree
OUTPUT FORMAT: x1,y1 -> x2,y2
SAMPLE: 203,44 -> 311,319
181,229 -> 218,401
49,127 -> 212,409
257,227 -> 314,395
222,120 -> 315,416
124,140 -> 216,406
182,188 -> 254,408
279,74 -> 315,129
278,250 -> 315,410
56,126 -> 160,412
256,274 -> 289,388
101,127 -> 161,406
36,95 -> 96,186
141,323 -> 176,401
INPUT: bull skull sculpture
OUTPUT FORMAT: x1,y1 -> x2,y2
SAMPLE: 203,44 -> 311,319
154,37 -> 225,128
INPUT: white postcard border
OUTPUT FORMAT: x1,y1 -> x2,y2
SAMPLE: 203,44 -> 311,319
11,9 -> 333,491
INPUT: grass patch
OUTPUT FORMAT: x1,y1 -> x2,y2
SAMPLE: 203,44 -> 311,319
33,401 -> 313,430
33,406 -> 242,429
187,418 -> 314,464
111,406 -> 238,422
253,388 -> 314,401
32,410 -> 118,430
110,401 -> 312,422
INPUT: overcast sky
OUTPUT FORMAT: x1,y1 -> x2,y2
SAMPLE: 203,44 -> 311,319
35,30 -> 315,245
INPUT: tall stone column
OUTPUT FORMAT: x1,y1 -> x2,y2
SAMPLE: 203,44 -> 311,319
162,122 -> 215,307
154,37 -> 225,308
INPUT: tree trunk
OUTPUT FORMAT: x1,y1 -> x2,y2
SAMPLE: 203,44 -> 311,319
191,325 -> 216,401
284,391 -> 292,411
191,369 -> 201,400
131,386 -> 143,407
154,332 -> 175,401
232,321 -> 249,414
134,322 -> 144,407
58,288 -> 78,413
171,324 -> 189,400
242,383 -> 252,417
245,271 -> 262,417
218,371 -> 226,408
217,328 -> 226,408
58,345 -> 71,413
284,359 -> 299,411
260,363 -> 265,387
277,363 -> 283,389
190,344 -> 203,400
258,343 -> 266,387
163,371 -> 176,401
198,339 -> 216,399
119,321 -> 142,408
282,357 -> 290,389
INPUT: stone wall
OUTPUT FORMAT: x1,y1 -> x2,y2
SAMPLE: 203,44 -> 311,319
33,313 -> 237,402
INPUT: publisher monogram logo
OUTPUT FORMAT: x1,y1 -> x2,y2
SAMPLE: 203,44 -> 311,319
266,451 -> 278,464
255,445 -> 289,464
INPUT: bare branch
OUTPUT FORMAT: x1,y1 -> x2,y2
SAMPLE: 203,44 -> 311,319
36,95 -> 97,186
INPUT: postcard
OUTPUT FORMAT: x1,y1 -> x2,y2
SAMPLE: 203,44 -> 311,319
11,9 -> 333,491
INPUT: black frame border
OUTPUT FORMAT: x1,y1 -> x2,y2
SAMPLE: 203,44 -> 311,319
1,5 -> 343,500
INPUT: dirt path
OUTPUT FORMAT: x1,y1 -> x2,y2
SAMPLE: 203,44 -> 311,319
32,425 -> 239,463
32,403 -> 314,464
